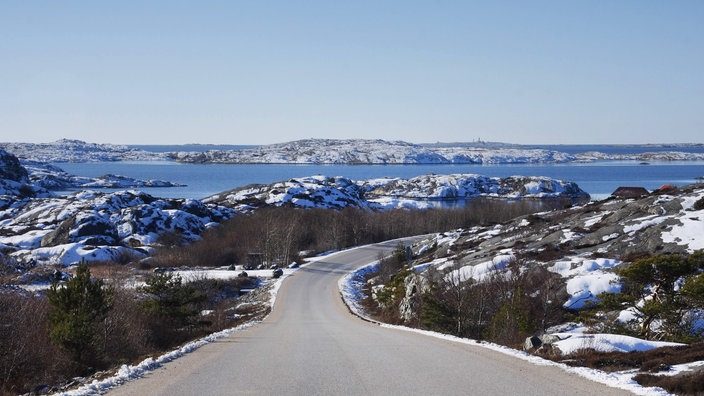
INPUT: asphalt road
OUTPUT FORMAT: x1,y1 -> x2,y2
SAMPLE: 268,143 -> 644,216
109,240 -> 633,395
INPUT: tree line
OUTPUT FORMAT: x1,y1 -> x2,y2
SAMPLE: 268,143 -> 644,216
150,199 -> 566,269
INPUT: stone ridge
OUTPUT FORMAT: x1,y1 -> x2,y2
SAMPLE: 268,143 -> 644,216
204,174 -> 591,211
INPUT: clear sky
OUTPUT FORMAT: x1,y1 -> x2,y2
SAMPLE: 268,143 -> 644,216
1,1 -> 702,145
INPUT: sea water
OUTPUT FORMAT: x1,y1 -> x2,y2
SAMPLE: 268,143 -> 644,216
55,160 -> 704,201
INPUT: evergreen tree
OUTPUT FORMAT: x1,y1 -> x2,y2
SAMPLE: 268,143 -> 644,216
139,272 -> 206,347
140,273 -> 204,326
616,253 -> 701,340
47,261 -> 113,370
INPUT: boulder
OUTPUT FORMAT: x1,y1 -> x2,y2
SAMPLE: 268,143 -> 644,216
0,149 -> 29,183
523,334 -> 566,352
399,272 -> 430,322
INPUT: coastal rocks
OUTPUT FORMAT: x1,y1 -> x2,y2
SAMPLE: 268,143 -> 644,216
363,174 -> 590,204
0,190 -> 233,266
4,139 -> 704,165
206,176 -> 369,211
205,174 -> 591,211
0,149 -> 28,182
0,149 -> 47,199
22,161 -> 184,191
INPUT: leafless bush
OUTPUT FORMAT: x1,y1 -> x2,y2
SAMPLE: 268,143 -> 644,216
98,287 -> 152,366
149,200 -> 555,270
557,342 -> 704,373
0,291 -> 70,395
633,371 -> 704,395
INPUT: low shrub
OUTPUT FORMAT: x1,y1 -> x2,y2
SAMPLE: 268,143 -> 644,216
694,196 -> 704,211
633,371 -> 704,395
0,291 -> 70,395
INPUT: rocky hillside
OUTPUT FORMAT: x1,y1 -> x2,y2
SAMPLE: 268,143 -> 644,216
0,139 -> 165,162
169,138 -> 578,164
0,190 -> 233,268
0,150 -> 50,199
381,183 -> 704,327
204,174 -> 590,211
23,161 -> 184,190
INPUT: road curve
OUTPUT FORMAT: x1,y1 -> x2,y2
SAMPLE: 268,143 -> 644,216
109,240 -> 633,395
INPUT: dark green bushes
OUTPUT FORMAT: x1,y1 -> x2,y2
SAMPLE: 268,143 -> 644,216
139,273 -> 207,348
595,251 -> 704,342
694,196 -> 704,211
2,269 -> 261,394
47,262 -> 113,372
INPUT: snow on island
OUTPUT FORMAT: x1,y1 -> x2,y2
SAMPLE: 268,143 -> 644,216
169,139 -> 704,164
3,138 -> 704,164
0,139 -> 166,163
204,174 -> 590,211
22,161 -> 185,190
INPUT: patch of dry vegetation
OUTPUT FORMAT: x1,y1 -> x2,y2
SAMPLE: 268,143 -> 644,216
549,343 -> 704,395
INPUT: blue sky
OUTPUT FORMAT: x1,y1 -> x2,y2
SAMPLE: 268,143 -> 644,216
1,1 -> 702,145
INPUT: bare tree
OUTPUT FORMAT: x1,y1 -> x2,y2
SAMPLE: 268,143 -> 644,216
443,260 -> 474,336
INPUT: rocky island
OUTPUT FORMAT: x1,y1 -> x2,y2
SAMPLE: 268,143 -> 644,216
3,138 -> 704,165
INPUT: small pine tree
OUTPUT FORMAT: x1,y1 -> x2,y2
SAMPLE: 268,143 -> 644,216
140,273 -> 205,325
139,273 -> 206,347
618,254 -> 698,339
47,261 -> 113,370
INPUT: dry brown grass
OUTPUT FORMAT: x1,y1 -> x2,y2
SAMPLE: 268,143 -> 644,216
633,371 -> 704,395
556,342 -> 704,373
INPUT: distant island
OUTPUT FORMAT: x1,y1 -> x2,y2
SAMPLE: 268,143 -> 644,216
2,138 -> 704,165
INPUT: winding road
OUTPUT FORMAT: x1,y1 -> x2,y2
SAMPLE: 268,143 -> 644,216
109,240 -> 633,395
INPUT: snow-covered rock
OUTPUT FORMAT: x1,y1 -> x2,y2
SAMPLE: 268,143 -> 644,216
551,332 -> 683,354
205,174 -> 590,211
0,139 -> 166,163
168,139 -> 577,164
22,161 -> 185,190
363,174 -> 589,202
0,190 -> 233,266
0,150 -> 50,200
207,176 -> 369,211
576,150 -> 704,162
4,138 -> 704,165
395,184 -> 704,331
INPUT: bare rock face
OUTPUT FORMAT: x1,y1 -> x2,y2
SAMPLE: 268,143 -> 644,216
41,216 -> 77,247
0,149 -> 29,183
0,150 -> 50,201
399,273 -> 431,322
523,334 -> 564,352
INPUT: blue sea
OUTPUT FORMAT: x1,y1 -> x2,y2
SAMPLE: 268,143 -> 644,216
49,144 -> 703,201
